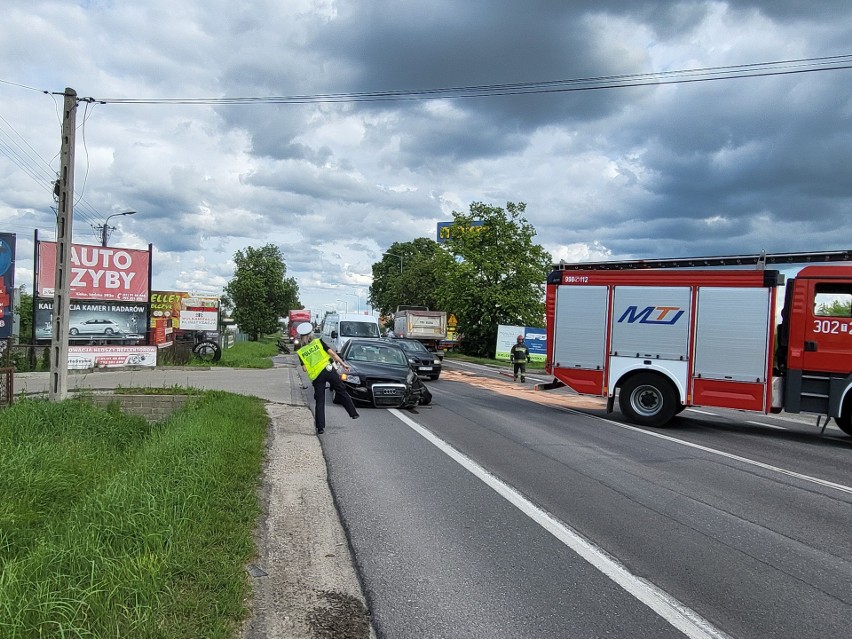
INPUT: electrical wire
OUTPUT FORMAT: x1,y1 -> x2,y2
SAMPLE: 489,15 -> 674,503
88,54 -> 852,105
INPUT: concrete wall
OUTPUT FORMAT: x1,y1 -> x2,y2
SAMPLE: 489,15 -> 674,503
85,393 -> 191,422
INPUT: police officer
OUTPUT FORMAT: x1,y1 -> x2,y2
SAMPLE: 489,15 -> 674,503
510,334 -> 529,382
295,322 -> 359,434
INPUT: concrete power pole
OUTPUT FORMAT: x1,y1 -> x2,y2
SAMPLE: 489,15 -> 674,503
49,88 -> 78,401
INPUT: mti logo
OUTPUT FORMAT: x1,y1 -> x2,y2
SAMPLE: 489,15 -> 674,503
618,306 -> 685,325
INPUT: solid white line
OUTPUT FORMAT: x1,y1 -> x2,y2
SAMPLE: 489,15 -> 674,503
565,409 -> 852,496
685,408 -> 717,416
746,420 -> 787,430
389,409 -> 733,639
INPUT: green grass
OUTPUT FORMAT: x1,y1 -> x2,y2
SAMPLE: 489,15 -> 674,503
189,337 -> 279,369
0,392 -> 268,638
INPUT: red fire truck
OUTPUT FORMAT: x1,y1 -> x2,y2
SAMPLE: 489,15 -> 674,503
288,309 -> 312,342
538,250 -> 852,435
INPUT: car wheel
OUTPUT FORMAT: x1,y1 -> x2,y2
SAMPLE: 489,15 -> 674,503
104,328 -> 114,335
69,328 -> 79,335
618,372 -> 678,427
192,340 -> 222,362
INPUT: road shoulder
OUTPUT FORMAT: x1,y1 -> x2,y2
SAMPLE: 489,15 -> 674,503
242,401 -> 373,639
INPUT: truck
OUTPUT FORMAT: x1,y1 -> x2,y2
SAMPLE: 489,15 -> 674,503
288,309 -> 312,342
393,306 -> 448,355
536,250 -> 852,436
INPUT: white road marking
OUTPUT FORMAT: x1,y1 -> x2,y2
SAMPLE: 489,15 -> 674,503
685,408 -> 717,416
390,409 -> 734,639
566,409 -> 852,496
746,420 -> 787,430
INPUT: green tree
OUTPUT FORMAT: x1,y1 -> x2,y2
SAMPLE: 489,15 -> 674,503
224,244 -> 300,341
440,202 -> 552,357
369,238 -> 456,315
14,286 -> 33,343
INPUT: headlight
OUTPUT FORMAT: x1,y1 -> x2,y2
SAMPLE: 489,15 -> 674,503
408,358 -> 417,364
342,374 -> 361,385
433,359 -> 441,365
406,371 -> 415,384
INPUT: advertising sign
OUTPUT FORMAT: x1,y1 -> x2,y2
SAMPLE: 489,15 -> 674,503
179,296 -> 219,331
37,242 -> 150,302
0,233 -> 14,339
436,220 -> 485,243
67,345 -> 157,369
35,298 -> 147,344
150,290 -> 189,346
495,324 -> 547,363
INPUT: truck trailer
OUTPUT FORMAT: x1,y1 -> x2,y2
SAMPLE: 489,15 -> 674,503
537,250 -> 852,435
393,306 -> 448,355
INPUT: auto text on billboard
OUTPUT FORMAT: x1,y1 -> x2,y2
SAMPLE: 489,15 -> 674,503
37,242 -> 150,302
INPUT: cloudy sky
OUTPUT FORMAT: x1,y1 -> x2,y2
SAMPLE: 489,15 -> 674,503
2,0 -> 851,316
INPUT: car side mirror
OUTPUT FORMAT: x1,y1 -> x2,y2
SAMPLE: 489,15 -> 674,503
331,330 -> 338,339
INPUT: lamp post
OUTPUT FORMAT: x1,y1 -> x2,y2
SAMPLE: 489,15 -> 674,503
335,299 -> 348,313
100,210 -> 136,246
383,252 -> 403,273
345,291 -> 360,313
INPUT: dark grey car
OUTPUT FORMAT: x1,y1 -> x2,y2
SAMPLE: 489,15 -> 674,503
392,338 -> 442,380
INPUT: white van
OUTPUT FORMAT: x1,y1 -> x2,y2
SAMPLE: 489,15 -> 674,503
321,313 -> 381,351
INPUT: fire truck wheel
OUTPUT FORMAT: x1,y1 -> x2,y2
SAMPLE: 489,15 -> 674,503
619,373 -> 678,427
835,406 -> 852,437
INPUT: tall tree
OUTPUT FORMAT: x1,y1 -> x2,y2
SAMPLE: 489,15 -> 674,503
369,238 -> 456,315
440,202 -> 552,357
224,244 -> 300,340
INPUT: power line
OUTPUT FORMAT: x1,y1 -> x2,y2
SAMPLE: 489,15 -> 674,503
89,54 -> 852,105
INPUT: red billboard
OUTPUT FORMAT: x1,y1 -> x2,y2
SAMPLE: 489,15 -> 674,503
37,242 -> 150,302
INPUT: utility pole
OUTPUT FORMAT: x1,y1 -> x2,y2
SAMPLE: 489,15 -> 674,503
49,88 -> 78,402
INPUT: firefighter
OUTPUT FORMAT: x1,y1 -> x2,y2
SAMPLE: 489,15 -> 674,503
295,322 -> 359,434
510,334 -> 529,382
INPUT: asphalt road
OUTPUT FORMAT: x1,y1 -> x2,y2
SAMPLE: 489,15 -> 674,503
319,360 -> 852,639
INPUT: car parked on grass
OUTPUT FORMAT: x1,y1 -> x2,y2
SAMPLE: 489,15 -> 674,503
68,318 -> 122,336
335,338 -> 431,408
392,338 -> 442,380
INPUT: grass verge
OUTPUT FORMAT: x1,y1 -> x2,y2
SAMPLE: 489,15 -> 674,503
189,337 -> 279,369
0,392 -> 267,638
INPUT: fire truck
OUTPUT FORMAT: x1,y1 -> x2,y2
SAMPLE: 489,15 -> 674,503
537,250 -> 852,436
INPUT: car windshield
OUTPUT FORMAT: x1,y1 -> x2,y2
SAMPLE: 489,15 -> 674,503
340,321 -> 380,338
346,344 -> 408,366
397,340 -> 428,352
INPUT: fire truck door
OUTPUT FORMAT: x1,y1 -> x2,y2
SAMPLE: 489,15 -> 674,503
802,281 -> 852,375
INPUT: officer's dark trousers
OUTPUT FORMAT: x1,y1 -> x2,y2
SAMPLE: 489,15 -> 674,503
513,362 -> 526,380
312,367 -> 359,432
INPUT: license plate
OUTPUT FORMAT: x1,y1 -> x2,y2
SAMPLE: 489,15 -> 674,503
418,366 -> 432,371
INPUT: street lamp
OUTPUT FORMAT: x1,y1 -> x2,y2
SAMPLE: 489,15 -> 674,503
335,299 -> 348,313
383,252 -> 403,273
100,210 -> 136,246
345,291 -> 360,313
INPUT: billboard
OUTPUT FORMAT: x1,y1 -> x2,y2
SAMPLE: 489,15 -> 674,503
495,324 -> 547,363
150,290 -> 189,346
436,220 -> 485,243
0,233 -> 14,339
179,296 -> 219,331
37,242 -> 150,302
35,298 -> 147,344
67,345 -> 157,370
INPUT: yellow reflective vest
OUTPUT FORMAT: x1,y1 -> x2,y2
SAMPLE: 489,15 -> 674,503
297,338 -> 332,381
